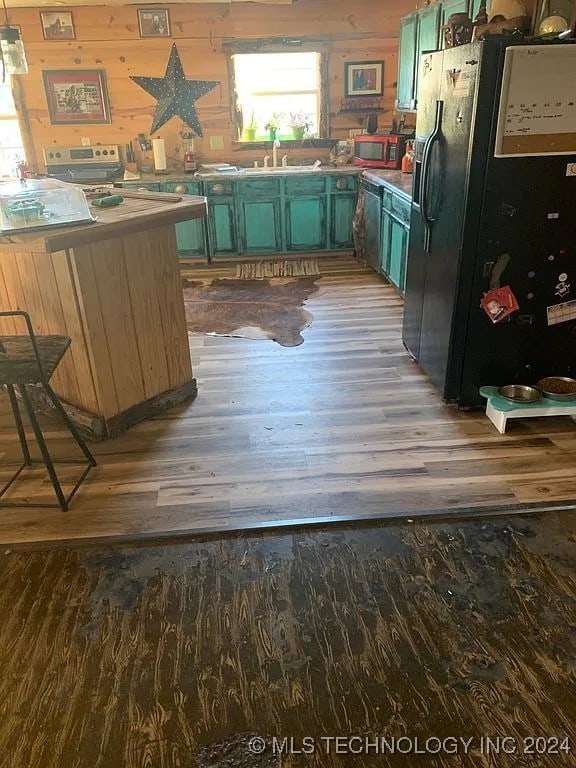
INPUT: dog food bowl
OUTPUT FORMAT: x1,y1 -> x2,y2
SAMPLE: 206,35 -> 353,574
536,376 -> 576,401
498,384 -> 542,403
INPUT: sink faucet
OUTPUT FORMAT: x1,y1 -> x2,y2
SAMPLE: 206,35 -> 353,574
272,139 -> 280,168
263,154 -> 271,168
281,155 -> 288,168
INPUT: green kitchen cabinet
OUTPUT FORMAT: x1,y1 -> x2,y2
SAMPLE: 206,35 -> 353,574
236,177 -> 282,254
284,175 -> 328,252
387,217 -> 409,295
285,198 -> 327,251
396,12 -> 418,111
328,174 -> 357,250
204,180 -> 237,257
440,0 -> 470,31
329,194 -> 356,249
164,181 -> 206,258
380,188 -> 410,297
414,2 -> 442,109
470,0 -> 490,21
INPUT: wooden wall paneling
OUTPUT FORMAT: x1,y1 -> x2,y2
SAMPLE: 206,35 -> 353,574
123,230 -> 171,399
82,239 -> 147,414
50,250 -> 100,414
150,225 -> 193,389
69,245 -> 120,418
13,252 -> 69,399
9,0 -> 414,171
31,252 -> 83,406
0,267 -> 19,336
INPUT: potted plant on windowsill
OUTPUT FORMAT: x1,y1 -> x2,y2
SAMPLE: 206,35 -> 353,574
243,111 -> 258,141
264,113 -> 282,140
288,111 -> 313,141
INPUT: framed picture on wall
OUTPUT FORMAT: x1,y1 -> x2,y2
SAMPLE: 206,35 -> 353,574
43,70 -> 111,124
40,11 -> 75,40
137,9 -> 171,37
344,61 -> 384,97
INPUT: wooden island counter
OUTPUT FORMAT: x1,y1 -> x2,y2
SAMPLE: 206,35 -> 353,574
0,193 -> 207,439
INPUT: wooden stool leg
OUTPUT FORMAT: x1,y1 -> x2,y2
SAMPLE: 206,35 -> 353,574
19,384 -> 68,511
41,382 -> 96,467
7,384 -> 32,465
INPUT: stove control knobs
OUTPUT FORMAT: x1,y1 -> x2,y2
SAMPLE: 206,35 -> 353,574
103,150 -> 108,155
55,152 -> 61,158
110,148 -> 115,155
95,150 -> 101,156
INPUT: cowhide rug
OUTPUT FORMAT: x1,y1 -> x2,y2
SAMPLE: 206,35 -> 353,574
181,276 -> 321,347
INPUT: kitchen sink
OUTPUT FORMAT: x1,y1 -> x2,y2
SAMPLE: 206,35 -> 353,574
242,165 -> 321,174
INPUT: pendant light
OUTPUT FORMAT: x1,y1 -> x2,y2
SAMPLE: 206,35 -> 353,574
0,0 -> 28,78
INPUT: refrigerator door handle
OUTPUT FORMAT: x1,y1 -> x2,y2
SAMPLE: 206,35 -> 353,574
419,99 -> 444,254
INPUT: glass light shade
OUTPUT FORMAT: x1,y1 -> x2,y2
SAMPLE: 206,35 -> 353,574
539,14 -> 569,33
0,28 -> 28,75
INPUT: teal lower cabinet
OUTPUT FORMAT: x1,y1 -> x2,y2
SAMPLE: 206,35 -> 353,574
164,182 -> 206,258
237,198 -> 282,253
284,174 -> 328,251
328,174 -> 358,250
285,197 -> 327,251
236,177 -> 282,254
380,188 -> 411,297
204,180 -> 236,258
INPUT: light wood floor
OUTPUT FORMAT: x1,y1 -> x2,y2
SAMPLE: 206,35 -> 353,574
0,256 -> 575,546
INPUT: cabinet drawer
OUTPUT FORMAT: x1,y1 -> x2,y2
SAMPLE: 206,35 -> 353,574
237,177 -> 280,197
118,182 -> 161,192
205,180 -> 234,196
390,193 -> 411,225
329,174 -> 358,192
284,176 -> 327,195
164,181 -> 202,195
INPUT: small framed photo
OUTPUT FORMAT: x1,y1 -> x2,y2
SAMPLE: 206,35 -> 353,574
137,9 -> 170,37
40,11 -> 75,40
344,61 -> 384,98
43,70 -> 111,125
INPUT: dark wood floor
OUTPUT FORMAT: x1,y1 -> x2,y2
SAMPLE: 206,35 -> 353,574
0,511 -> 574,767
0,256 -> 575,545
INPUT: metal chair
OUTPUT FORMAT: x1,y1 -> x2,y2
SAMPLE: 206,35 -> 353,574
0,310 -> 96,511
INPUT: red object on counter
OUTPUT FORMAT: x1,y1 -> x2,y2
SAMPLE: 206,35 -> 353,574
401,142 -> 414,174
353,134 -> 411,169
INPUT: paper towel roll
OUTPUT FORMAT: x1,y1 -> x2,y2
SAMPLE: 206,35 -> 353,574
152,138 -> 167,171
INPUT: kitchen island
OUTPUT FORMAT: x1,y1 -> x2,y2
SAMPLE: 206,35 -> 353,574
0,193 -> 207,439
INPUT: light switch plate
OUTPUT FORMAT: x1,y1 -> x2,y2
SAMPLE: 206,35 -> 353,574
210,136 -> 224,150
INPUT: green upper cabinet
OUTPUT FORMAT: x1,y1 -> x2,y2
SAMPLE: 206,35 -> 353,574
396,12 -> 418,112
164,182 -> 205,258
414,2 -> 442,109
469,0 -> 490,22
440,0 -> 470,31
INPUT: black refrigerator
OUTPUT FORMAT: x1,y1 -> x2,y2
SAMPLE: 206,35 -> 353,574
402,38 -> 576,407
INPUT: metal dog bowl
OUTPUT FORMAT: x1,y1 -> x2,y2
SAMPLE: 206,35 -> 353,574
498,384 -> 542,403
536,376 -> 576,401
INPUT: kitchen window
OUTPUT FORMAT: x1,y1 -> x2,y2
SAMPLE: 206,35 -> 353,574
226,40 -> 329,143
0,77 -> 25,178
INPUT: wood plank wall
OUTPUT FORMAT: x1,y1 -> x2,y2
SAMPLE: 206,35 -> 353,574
9,0 -> 415,172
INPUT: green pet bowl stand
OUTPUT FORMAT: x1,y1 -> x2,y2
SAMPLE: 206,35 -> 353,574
479,385 -> 576,434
